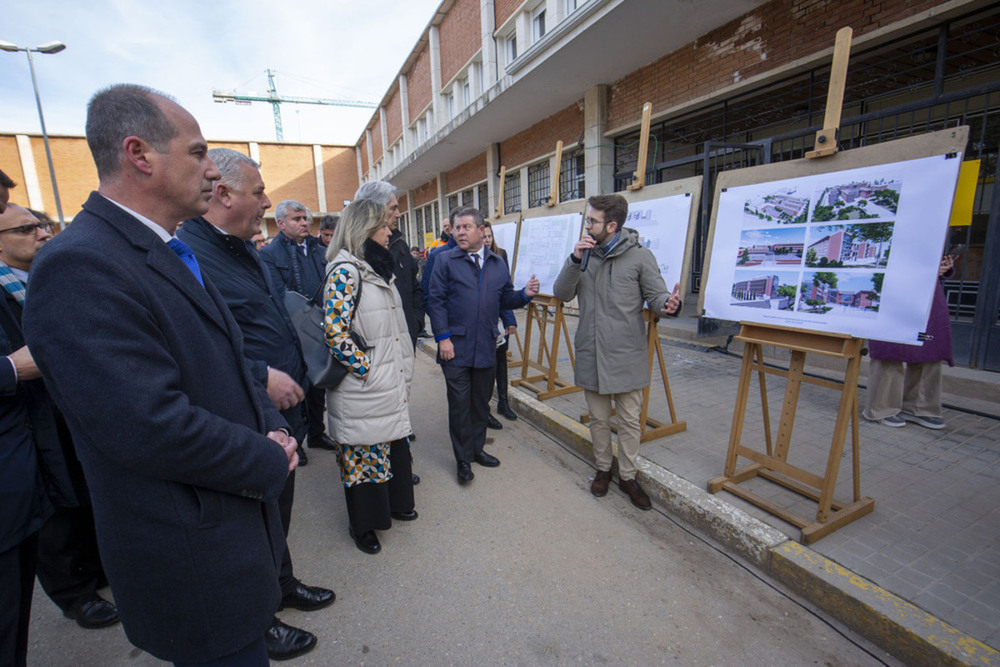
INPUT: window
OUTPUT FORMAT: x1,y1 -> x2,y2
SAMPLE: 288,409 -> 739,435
446,91 -> 455,120
461,188 -> 474,207
414,207 -> 425,247
503,171 -> 521,214
527,160 -> 551,208
531,5 -> 546,42
565,0 -> 579,14
416,117 -> 427,143
559,147 -> 585,202
505,33 -> 517,64
477,183 -> 490,219
447,194 -> 459,213
461,78 -> 471,107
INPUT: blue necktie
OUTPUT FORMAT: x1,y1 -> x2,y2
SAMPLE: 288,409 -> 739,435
168,238 -> 205,287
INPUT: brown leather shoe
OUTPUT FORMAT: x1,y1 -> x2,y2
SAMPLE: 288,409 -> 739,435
590,469 -> 612,497
619,478 -> 651,510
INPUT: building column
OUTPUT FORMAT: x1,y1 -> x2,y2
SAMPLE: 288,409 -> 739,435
379,107 -> 390,169
399,74 -> 410,155
486,142 -> 500,217
14,135 -> 43,211
313,145 -> 327,214
584,84 -> 612,196
429,25 -> 443,132
480,0 -> 497,91
365,128 -> 375,180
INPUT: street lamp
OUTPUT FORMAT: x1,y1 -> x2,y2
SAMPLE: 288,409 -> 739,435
0,39 -> 67,230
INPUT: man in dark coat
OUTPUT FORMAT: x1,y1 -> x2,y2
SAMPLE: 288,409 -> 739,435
22,84 -> 297,666
427,206 -> 539,485
259,199 -> 339,459
178,148 -> 336,661
0,203 -> 78,667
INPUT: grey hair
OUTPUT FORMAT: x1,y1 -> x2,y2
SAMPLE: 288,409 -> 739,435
86,84 -> 179,180
326,199 -> 385,262
275,200 -> 311,222
449,205 -> 484,228
319,214 -> 339,231
354,180 -> 397,207
207,148 -> 259,188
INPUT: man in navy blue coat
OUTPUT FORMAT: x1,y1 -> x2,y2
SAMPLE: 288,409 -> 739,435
22,84 -> 297,666
427,206 -> 538,485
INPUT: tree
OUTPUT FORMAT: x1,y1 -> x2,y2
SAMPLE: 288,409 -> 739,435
871,272 -> 884,293
776,284 -> 797,298
738,248 -> 750,265
846,222 -> 893,266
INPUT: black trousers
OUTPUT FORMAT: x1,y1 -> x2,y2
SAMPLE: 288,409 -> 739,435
35,503 -> 106,611
277,470 -> 296,595
442,365 -> 495,463
343,439 -> 414,535
495,336 -> 509,399
0,532 -> 38,667
305,387 -> 327,441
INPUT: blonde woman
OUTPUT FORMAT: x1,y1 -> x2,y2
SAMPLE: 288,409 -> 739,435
324,199 -> 416,554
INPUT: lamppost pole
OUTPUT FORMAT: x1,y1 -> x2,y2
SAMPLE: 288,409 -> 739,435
0,40 -> 67,230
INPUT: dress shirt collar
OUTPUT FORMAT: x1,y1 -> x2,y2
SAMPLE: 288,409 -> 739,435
9,266 -> 29,284
99,193 -> 174,244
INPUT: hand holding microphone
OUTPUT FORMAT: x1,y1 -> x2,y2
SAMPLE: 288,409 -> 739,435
573,233 -> 597,272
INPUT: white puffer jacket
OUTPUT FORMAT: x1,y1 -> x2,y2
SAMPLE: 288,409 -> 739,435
325,249 -> 414,446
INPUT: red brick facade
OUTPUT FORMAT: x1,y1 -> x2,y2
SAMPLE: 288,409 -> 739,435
369,118 -> 384,164
440,0 -> 482,86
408,47 -> 433,123
446,151 -> 487,193
385,87 -> 403,146
607,0 -> 945,131
412,178 -> 439,207
500,102 -> 584,169
321,146 -> 361,212
494,0 -> 522,29
258,144 -> 321,213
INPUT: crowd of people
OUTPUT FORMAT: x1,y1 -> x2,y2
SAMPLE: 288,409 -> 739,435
0,81 -> 954,667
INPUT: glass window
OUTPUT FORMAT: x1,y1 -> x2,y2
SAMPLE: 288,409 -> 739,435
532,7 -> 546,42
503,171 -> 521,214
527,160 -> 551,208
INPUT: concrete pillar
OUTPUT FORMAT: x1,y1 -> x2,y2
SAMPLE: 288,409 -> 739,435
15,135 -> 43,211
355,148 -> 364,189
486,142 -> 500,216
429,25 -> 443,132
480,0 -> 497,90
365,128 -> 375,179
584,85 -> 612,196
399,74 -> 410,155
379,107 -> 390,168
313,145 -> 327,213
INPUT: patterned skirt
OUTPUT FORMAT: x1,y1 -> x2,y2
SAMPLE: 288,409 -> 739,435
337,442 -> 393,487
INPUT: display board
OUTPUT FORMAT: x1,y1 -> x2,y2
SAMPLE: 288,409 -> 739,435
620,175 -> 702,305
512,202 -> 585,296
699,127 -> 968,345
491,220 -> 519,266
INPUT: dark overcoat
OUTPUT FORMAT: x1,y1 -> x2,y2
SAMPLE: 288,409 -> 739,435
22,192 -> 291,664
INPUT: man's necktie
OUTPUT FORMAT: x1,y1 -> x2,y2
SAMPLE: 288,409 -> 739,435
168,238 -> 205,287
471,253 -> 481,270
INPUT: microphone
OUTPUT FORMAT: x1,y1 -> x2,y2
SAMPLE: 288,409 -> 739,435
580,234 -> 593,272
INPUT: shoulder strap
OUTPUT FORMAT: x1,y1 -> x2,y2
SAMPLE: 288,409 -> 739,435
314,261 -> 362,309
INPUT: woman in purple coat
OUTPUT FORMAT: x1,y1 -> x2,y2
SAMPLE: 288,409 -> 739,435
864,255 -> 955,429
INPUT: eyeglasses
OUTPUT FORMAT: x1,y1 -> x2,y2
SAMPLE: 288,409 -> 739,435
584,217 -> 606,228
0,221 -> 53,235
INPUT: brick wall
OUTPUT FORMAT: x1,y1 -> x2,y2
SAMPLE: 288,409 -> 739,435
440,0 -> 481,86
607,0 -> 948,131
358,134 -> 369,174
321,146 -> 360,212
386,87 -> 403,145
412,178 -> 439,207
370,118 -> 384,164
500,101 -> 583,169
258,144 -> 321,213
495,0 -> 523,28
408,46 -> 433,123
446,151 -> 487,193
398,192 -> 409,213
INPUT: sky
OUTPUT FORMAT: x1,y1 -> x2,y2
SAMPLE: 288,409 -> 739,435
1,0 -> 443,146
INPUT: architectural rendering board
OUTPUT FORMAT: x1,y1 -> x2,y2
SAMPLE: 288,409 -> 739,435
621,175 -> 702,305
512,203 -> 584,296
492,221 -> 518,265
699,127 -> 968,345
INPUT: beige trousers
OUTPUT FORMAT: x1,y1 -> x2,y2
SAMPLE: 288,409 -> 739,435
866,359 -> 943,419
584,388 -> 644,481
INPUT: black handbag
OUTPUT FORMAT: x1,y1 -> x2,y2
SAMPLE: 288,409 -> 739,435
285,261 -> 370,390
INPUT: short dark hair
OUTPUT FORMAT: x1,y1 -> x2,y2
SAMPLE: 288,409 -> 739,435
0,168 -> 15,189
587,194 -> 629,227
320,215 -> 339,231
449,205 -> 484,228
86,84 -> 179,180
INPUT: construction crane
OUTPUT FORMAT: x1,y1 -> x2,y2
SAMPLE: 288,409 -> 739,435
212,69 -> 377,141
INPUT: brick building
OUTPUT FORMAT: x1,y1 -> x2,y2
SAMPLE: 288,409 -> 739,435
355,0 -> 1000,369
0,133 -> 358,237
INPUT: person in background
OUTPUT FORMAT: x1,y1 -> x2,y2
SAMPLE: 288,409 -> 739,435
324,199 -> 417,555
319,215 -> 338,247
482,221 -> 518,426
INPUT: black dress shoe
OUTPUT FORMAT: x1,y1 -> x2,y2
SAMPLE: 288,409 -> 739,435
457,461 -> 475,484
309,433 -> 338,451
407,432 -> 416,441
487,413 -> 503,430
296,444 -> 308,466
411,473 -> 421,485
63,595 -> 119,629
497,397 -> 518,420
349,527 -> 381,554
266,617 -> 317,661
279,580 -> 336,612
391,509 -> 419,521
473,451 -> 501,467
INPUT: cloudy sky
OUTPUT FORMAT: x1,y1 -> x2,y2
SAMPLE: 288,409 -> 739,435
1,0 -> 443,146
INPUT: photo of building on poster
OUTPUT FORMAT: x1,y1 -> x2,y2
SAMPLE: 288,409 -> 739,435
812,178 -> 900,222
736,227 -> 805,268
743,188 -> 809,225
797,271 -> 884,318
804,222 -> 894,269
730,270 -> 800,310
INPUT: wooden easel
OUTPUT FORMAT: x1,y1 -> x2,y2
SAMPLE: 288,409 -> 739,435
511,296 -> 582,400
493,166 -> 507,219
580,308 -> 687,441
707,28 -> 874,543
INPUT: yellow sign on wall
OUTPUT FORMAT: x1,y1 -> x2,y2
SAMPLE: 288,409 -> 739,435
949,159 -> 980,226
423,232 -> 435,248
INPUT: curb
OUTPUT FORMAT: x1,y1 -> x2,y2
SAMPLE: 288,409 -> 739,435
507,384 -> 1000,666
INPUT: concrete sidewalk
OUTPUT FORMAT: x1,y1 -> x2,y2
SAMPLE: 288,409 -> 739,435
436,310 -> 1000,666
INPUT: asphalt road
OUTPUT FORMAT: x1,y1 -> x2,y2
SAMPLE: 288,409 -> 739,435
27,350 -> 895,666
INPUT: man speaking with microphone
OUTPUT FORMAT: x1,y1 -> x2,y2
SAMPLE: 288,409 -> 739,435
553,194 -> 680,510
